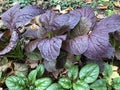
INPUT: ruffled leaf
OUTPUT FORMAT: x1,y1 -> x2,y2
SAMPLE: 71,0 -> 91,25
84,28 -> 109,60
15,5 -> 45,28
96,14 -> 120,33
1,4 -> 20,30
38,35 -> 66,61
64,35 -> 88,55
53,11 -> 80,29
39,11 -> 58,32
0,31 -> 18,55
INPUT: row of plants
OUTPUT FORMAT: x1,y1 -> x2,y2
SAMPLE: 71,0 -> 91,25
2,63 -> 119,90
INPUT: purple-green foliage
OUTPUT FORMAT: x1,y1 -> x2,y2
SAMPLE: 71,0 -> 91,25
1,4 -> 120,61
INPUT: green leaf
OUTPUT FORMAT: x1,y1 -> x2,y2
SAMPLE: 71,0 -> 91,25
35,78 -> 52,90
73,80 -> 90,90
26,52 -> 42,60
28,70 -> 37,84
79,63 -> 99,83
103,63 -> 112,78
68,65 -> 78,80
5,76 -> 26,90
46,83 -> 64,90
90,79 -> 107,90
58,78 -> 72,89
0,71 -> 2,78
36,64 -> 44,78
112,77 -> 120,90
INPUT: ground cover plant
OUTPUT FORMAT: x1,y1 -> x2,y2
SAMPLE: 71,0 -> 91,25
0,0 -> 120,90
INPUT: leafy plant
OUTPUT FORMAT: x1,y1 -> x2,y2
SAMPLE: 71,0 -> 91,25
5,64 -> 52,90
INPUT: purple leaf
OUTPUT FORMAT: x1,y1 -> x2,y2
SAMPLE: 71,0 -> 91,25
105,43 -> 115,58
25,39 -> 41,53
96,14 -> 120,33
1,4 -> 20,30
38,35 -> 66,61
15,5 -> 45,28
63,35 -> 88,55
75,6 -> 96,27
39,10 -> 58,32
53,11 -> 80,30
83,28 -> 109,60
0,31 -> 18,55
22,30 -> 38,39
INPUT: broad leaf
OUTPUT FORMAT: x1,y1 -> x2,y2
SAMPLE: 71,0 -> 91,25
79,63 -> 99,83
84,27 -> 109,60
1,4 -> 20,30
68,65 -> 79,80
58,78 -> 71,89
35,78 -> 52,90
5,76 -> 26,90
26,51 -> 42,60
112,77 -> 120,90
15,5 -> 45,28
38,35 -> 66,61
90,79 -> 107,90
103,63 -> 112,78
39,10 -> 58,32
28,70 -> 37,84
25,39 -> 41,53
0,31 -> 18,55
73,80 -> 90,90
53,10 -> 80,29
44,60 -> 57,72
46,83 -> 63,90
64,35 -> 88,54
96,14 -> 120,33
0,71 -> 2,78
36,64 -> 44,78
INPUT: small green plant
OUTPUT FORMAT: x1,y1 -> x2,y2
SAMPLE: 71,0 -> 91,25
5,64 -> 52,90
5,63 -> 120,90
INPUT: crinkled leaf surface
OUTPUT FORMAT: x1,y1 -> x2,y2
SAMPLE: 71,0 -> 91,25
5,76 -> 26,90
73,80 -> 90,90
64,35 -> 88,55
46,83 -> 63,90
15,5 -> 45,28
39,10 -> 58,32
28,70 -> 37,84
53,11 -> 80,30
2,4 -> 44,30
79,63 -> 99,83
1,4 -> 20,30
68,65 -> 78,80
0,31 -> 18,55
103,63 -> 112,78
90,79 -> 107,90
38,35 -> 66,61
25,39 -> 41,53
35,78 -> 52,90
84,27 -> 109,60
96,14 -> 120,33
58,78 -> 71,89
36,64 -> 44,78
112,77 -> 120,90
